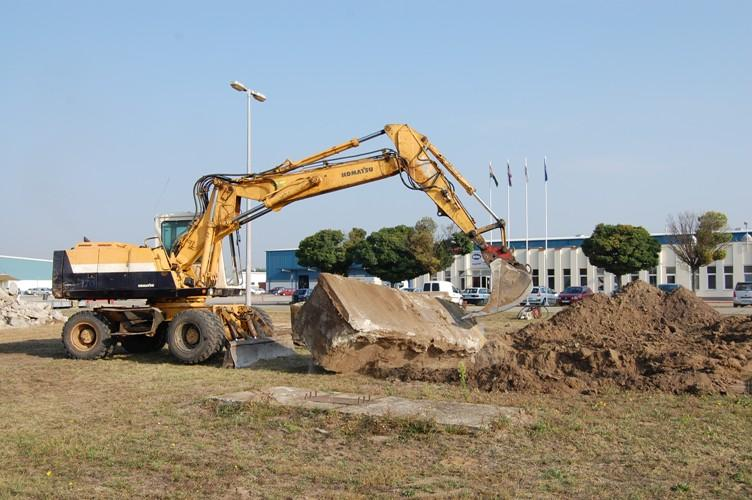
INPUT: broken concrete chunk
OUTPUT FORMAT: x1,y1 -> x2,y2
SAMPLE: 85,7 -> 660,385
0,294 -> 64,329
293,273 -> 486,373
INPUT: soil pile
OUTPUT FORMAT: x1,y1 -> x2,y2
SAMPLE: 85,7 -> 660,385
471,281 -> 751,394
0,288 -> 65,329
375,281 -> 751,395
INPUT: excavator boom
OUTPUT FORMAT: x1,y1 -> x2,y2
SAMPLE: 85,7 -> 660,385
169,124 -> 531,315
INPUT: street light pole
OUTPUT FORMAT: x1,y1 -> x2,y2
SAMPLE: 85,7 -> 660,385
230,81 -> 266,307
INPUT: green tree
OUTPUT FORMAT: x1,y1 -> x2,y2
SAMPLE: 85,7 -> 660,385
299,219 -> 476,284
296,229 -> 348,275
343,227 -> 367,266
409,217 -> 442,275
435,228 -> 474,271
581,224 -> 660,287
296,227 -> 369,276
359,225 -> 424,283
667,211 -> 732,291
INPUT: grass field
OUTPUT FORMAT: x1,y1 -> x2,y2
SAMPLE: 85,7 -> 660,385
0,308 -> 751,498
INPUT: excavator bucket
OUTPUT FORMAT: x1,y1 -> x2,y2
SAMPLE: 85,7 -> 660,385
466,259 -> 533,319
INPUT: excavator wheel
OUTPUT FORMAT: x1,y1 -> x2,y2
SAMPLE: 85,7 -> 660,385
167,310 -> 224,364
247,307 -> 274,337
61,311 -> 116,360
120,324 -> 168,354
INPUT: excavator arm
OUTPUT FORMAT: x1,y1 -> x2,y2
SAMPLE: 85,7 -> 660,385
171,124 -> 531,314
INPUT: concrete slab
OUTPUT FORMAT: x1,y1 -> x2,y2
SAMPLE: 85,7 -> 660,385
336,396 -> 526,428
210,386 -> 528,429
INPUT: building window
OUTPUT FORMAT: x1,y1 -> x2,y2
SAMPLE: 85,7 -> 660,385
547,269 -> 555,290
444,269 -> 451,281
665,266 -> 676,284
430,273 -> 438,281
563,268 -> 571,289
707,266 -> 716,290
724,266 -> 733,289
532,269 -> 539,287
649,267 -> 657,286
579,267 -> 588,287
597,268 -> 605,292
745,265 -> 752,282
630,273 -> 639,282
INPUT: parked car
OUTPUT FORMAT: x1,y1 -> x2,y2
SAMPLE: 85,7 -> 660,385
558,286 -> 593,305
268,287 -> 284,295
248,286 -> 264,295
25,287 -> 52,298
277,288 -> 295,296
291,288 -> 314,303
733,282 -> 752,307
399,287 -> 417,293
420,281 -> 463,304
658,283 -> 682,294
462,287 -> 490,305
523,286 -> 559,306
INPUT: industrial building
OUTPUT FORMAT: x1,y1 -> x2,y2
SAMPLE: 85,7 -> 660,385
0,255 -> 53,294
266,231 -> 752,298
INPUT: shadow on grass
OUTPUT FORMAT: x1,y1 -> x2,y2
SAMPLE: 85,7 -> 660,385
0,337 -> 329,374
0,338 -> 68,359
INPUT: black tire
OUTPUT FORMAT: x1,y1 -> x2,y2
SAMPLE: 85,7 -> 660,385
248,306 -> 274,337
120,324 -> 168,354
61,311 -> 115,360
167,310 -> 225,364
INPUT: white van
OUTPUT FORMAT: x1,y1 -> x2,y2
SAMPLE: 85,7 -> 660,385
420,281 -> 463,304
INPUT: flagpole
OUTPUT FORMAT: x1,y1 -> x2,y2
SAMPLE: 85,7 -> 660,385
524,158 -> 529,265
544,156 -> 548,284
506,160 -> 511,245
488,161 -> 493,244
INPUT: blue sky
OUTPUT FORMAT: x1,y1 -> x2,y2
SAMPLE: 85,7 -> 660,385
1,1 -> 750,264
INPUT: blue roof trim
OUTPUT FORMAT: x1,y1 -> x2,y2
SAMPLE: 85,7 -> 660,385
0,256 -> 53,280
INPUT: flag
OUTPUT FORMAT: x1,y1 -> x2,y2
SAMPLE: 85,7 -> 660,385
489,162 -> 498,187
506,161 -> 512,187
544,157 -> 549,182
524,158 -> 528,182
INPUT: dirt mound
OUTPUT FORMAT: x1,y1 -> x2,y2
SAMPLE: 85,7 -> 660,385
379,281 -> 752,395
0,288 -> 65,329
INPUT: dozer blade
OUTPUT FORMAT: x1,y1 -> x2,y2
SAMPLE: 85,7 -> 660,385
465,259 -> 533,319
228,337 -> 297,368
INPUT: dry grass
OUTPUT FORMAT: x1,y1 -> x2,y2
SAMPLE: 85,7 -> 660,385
0,309 -> 751,498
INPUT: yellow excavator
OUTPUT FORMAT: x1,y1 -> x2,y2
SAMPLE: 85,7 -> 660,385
53,124 -> 532,365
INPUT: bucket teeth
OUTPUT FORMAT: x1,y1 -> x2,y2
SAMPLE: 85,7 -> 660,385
465,259 -> 533,319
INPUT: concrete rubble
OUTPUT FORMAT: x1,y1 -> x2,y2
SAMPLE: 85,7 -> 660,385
0,288 -> 65,329
292,273 -> 486,373
211,386 -> 529,429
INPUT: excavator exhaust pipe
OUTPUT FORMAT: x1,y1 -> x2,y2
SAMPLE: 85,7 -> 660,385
465,259 -> 533,319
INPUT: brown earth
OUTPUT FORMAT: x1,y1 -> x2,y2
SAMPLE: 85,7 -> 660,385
380,281 -> 752,395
